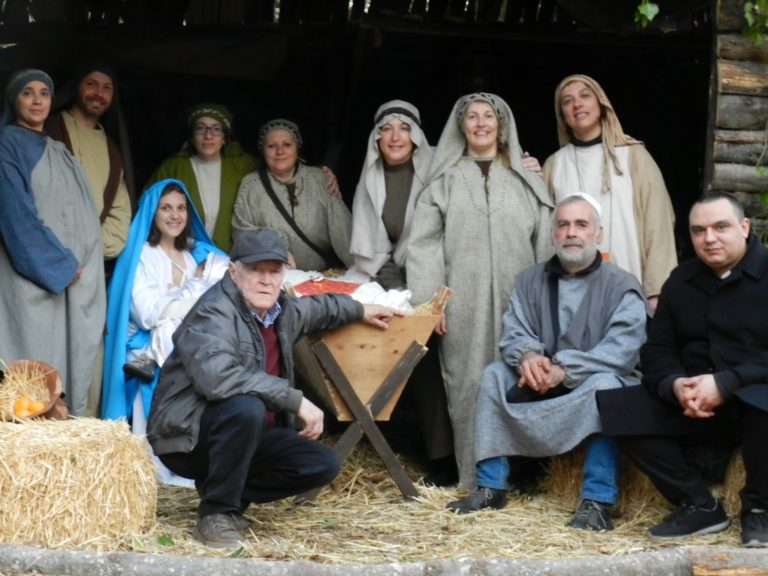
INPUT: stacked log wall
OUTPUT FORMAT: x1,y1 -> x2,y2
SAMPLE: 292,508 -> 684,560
711,1 -> 768,231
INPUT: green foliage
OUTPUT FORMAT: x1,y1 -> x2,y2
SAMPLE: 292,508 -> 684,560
635,0 -> 660,28
157,534 -> 174,546
635,1 -> 768,44
745,1 -> 768,45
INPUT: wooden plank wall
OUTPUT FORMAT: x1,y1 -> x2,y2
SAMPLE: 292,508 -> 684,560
711,0 -> 768,226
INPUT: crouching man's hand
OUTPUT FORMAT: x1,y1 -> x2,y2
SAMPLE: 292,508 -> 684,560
362,304 -> 404,329
297,397 -> 325,440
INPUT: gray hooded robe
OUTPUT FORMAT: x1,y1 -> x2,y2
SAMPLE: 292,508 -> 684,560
406,93 -> 554,487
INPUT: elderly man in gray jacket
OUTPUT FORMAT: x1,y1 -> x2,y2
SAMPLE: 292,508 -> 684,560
147,228 -> 400,548
447,194 -> 647,532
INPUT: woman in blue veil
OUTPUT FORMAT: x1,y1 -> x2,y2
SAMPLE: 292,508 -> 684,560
102,178 -> 225,424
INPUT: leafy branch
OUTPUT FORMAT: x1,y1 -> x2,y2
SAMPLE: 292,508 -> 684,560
635,1 -> 768,45
635,0 -> 660,28
744,0 -> 768,45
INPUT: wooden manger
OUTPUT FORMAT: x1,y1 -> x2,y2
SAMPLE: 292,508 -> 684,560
295,287 -> 451,500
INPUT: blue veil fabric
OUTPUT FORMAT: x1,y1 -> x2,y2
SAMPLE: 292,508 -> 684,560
101,178 -> 225,421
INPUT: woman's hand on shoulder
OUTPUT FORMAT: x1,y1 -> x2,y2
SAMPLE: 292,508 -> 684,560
522,152 -> 542,176
320,165 -> 341,198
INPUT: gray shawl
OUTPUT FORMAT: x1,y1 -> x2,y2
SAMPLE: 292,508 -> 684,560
424,92 -> 550,207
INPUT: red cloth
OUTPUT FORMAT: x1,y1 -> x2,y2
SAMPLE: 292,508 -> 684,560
293,279 -> 359,296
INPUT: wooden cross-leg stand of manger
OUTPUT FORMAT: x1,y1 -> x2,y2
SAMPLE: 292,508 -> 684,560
297,287 -> 451,501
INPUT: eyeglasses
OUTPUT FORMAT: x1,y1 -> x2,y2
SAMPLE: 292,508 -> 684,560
193,123 -> 224,137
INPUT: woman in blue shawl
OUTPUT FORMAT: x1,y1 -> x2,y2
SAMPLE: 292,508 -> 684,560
102,178 -> 225,426
0,69 -> 105,417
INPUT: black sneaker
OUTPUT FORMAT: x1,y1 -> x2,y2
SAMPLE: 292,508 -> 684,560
649,501 -> 730,539
446,487 -> 507,514
123,354 -> 157,382
194,513 -> 243,548
568,499 -> 614,532
741,508 -> 768,548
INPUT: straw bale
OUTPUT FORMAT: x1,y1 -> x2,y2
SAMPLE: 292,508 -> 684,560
0,418 -> 157,549
542,447 -> 746,517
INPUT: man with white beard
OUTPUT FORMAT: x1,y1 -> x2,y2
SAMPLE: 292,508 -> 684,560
446,193 -> 648,532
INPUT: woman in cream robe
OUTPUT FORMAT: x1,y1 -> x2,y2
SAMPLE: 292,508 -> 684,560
543,74 -> 676,309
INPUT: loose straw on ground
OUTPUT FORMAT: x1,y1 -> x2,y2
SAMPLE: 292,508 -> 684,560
128,439 -> 745,562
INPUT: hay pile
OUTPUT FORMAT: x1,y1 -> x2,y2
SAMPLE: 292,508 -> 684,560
0,418 -> 157,548
128,441 -> 746,563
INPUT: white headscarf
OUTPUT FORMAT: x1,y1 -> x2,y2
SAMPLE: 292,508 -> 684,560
349,100 -> 433,277
425,92 -> 551,207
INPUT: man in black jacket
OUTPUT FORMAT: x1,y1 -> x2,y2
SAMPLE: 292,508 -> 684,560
147,228 -> 400,548
598,193 -> 768,546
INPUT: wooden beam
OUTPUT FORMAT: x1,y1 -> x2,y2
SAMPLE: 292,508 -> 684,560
311,340 -> 424,499
712,162 -> 768,192
718,60 -> 768,97
717,94 -> 768,130
714,129 -> 768,164
718,33 -> 768,63
716,0 -> 746,32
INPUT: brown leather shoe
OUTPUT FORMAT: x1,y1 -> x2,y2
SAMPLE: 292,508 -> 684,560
194,513 -> 244,548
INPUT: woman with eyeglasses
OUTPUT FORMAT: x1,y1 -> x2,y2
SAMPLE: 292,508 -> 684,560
149,103 -> 258,252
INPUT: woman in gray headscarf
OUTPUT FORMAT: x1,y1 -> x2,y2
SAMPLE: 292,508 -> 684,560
233,118 -> 352,271
0,69 -> 105,416
407,93 -> 554,487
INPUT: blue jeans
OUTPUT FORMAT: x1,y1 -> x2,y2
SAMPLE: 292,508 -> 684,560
476,435 -> 619,505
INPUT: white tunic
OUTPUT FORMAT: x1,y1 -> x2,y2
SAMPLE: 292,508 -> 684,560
549,143 -> 643,285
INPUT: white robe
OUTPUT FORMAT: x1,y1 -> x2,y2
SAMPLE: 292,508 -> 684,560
128,244 -> 227,366
549,143 -> 642,284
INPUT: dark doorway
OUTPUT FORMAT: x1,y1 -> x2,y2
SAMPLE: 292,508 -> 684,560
0,0 -> 712,257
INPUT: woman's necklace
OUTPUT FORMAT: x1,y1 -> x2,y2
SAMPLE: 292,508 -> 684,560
572,145 -> 586,192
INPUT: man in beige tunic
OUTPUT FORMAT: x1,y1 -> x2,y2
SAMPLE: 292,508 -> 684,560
45,63 -> 133,415
46,63 -> 132,264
